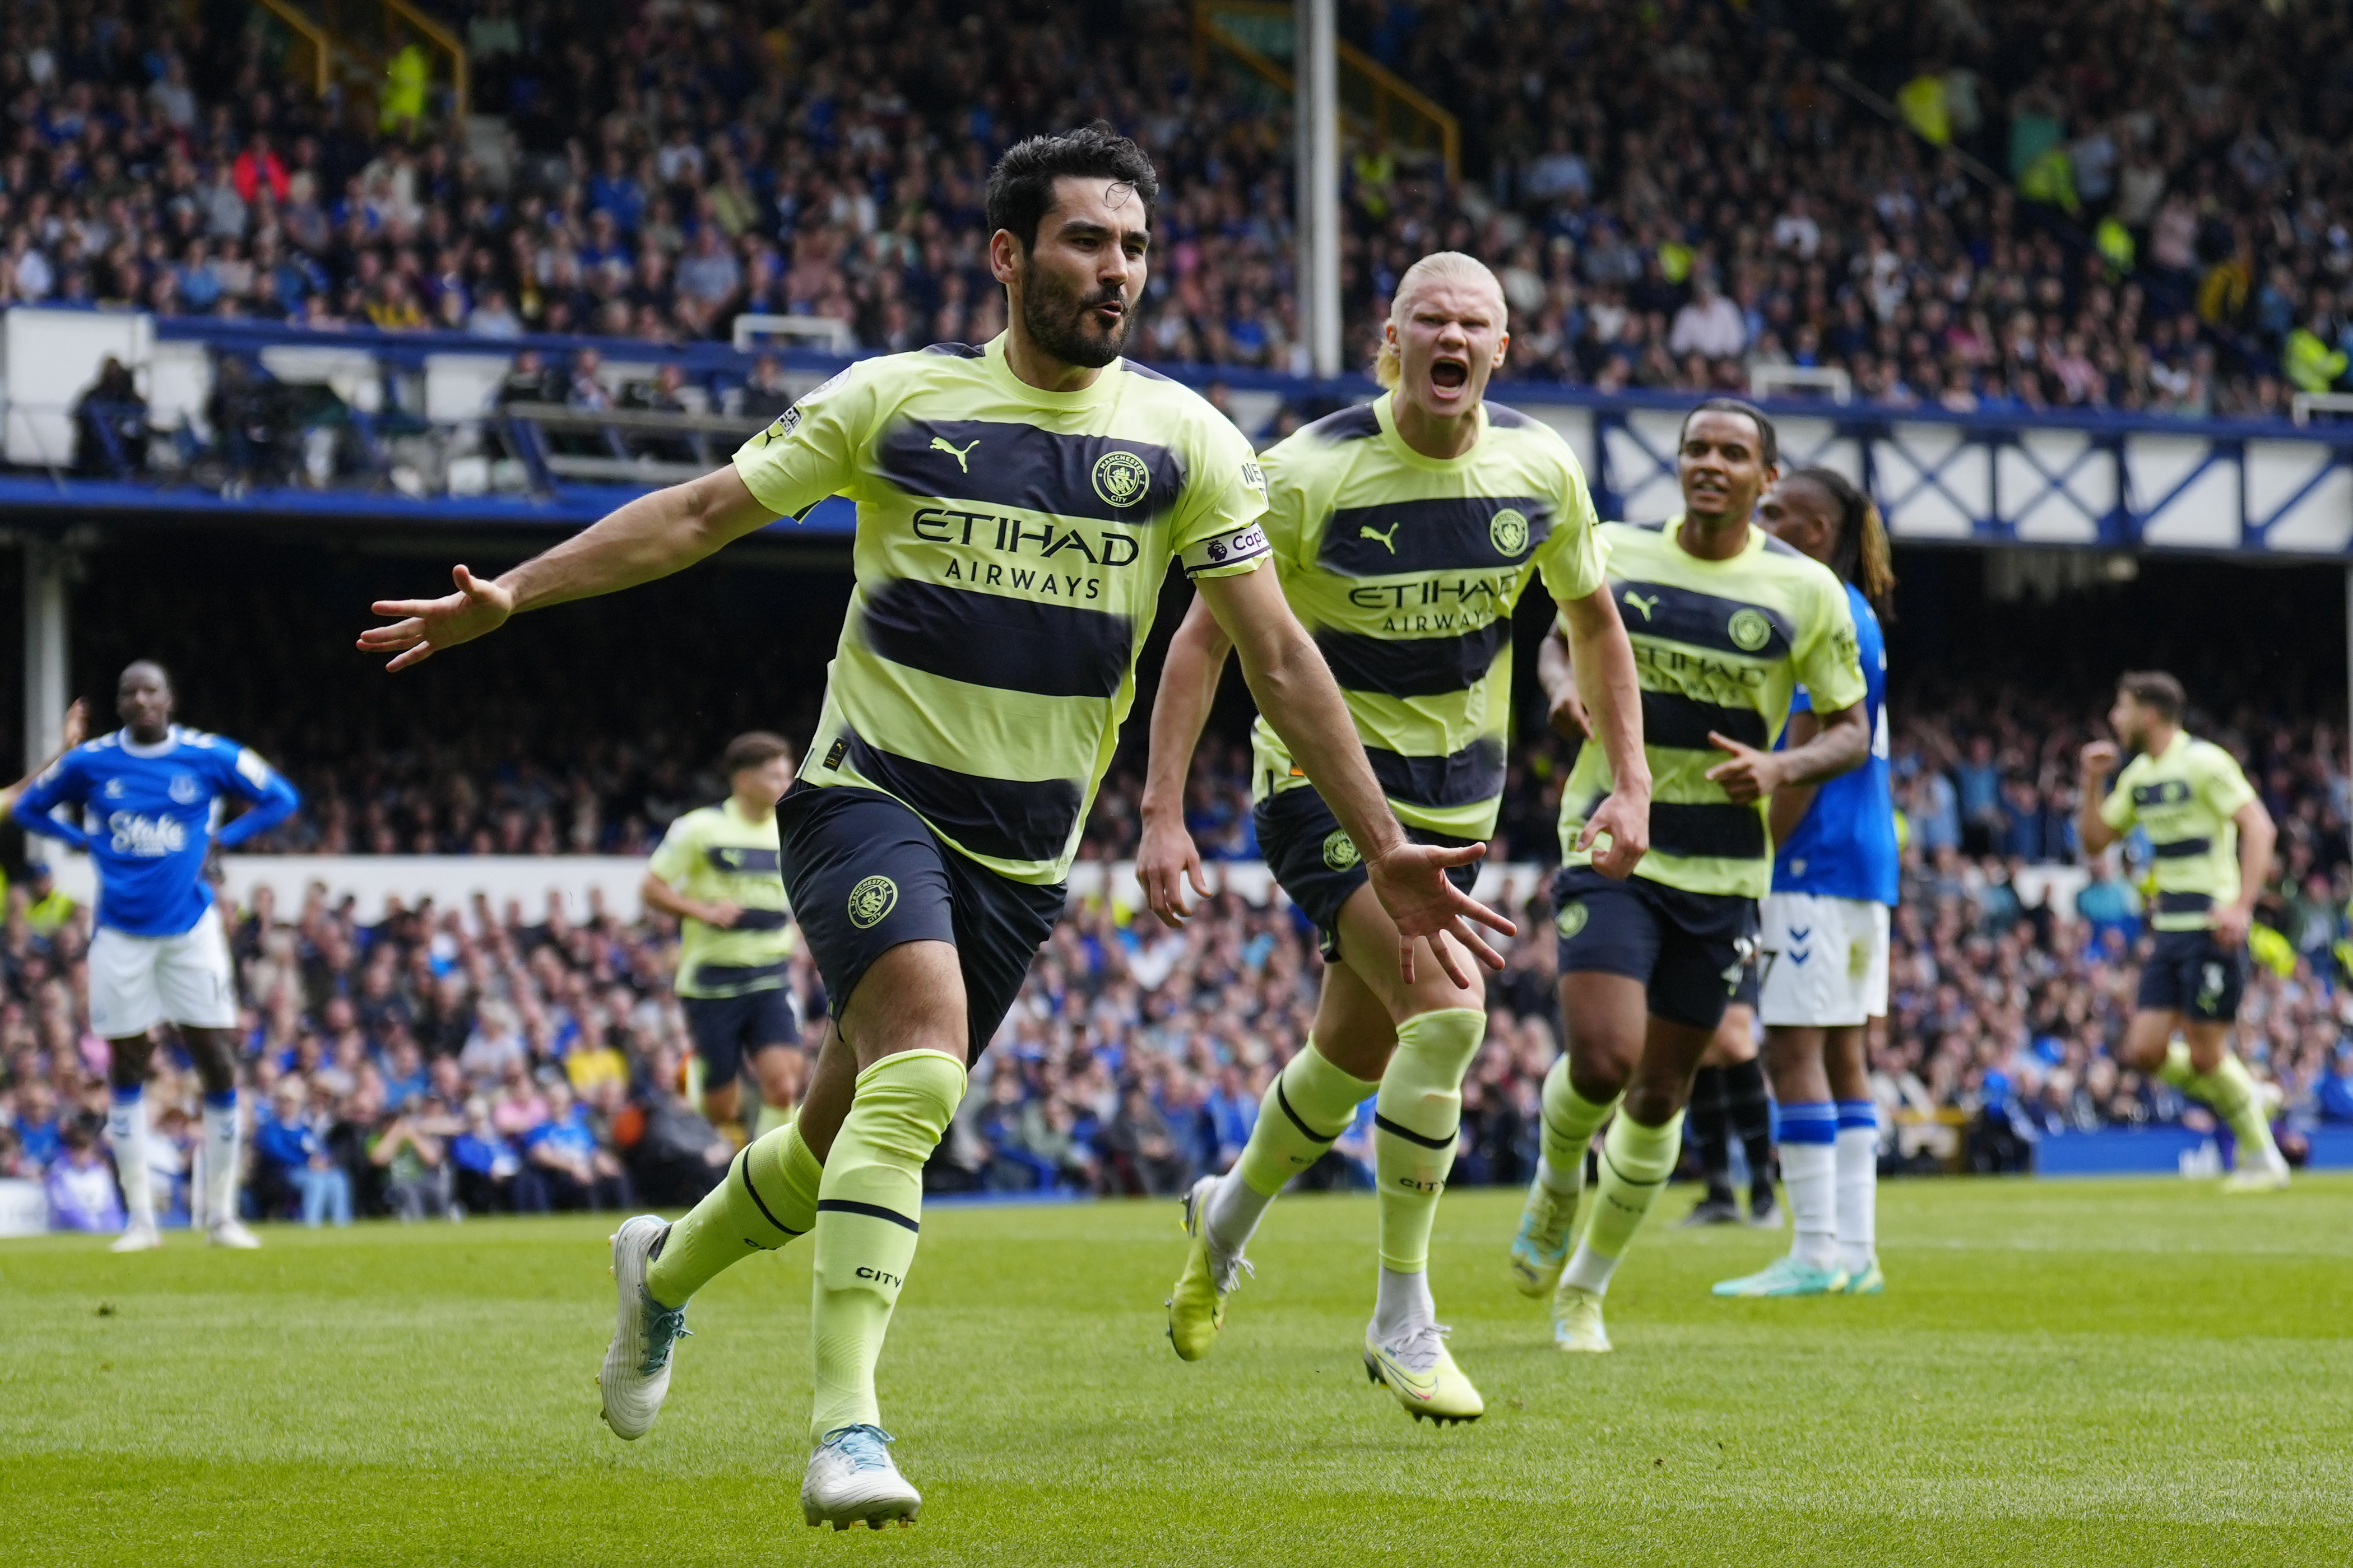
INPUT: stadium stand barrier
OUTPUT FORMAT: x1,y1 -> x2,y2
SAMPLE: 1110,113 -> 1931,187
7,306 -> 2353,555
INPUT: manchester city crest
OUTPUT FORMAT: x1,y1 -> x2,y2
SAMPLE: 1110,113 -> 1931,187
1489,507 -> 1530,556
847,874 -> 899,929
1092,449 -> 1151,508
1321,829 -> 1361,871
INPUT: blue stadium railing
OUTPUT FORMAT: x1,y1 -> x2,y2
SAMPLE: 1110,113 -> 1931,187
4,309 -> 2351,557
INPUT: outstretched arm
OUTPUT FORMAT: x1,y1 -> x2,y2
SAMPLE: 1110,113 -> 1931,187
357,466 -> 778,671
1194,565 -> 1515,985
0,699 -> 87,819
1557,586 -> 1650,878
1136,593 -> 1231,928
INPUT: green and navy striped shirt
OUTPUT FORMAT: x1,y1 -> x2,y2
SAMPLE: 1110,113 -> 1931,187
732,336 -> 1269,885
1247,393 -> 1607,841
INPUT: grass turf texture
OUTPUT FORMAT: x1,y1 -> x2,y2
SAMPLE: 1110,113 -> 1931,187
3,1176 -> 2346,1567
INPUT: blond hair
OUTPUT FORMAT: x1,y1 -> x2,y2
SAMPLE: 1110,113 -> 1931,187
1373,251 -> 1506,389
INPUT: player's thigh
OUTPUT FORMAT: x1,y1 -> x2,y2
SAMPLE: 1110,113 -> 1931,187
1308,947 -> 1401,1082
1823,1023 -> 1872,1102
778,783 -> 966,1065
155,907 -> 238,1031
1552,866 -> 1661,1097
2118,1008 -> 2183,1071
87,926 -> 165,1041
1332,878 -> 1483,1024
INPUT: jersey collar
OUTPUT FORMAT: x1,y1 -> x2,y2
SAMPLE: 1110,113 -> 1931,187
1372,390 -> 1487,472
981,332 -> 1117,409
117,725 -> 182,759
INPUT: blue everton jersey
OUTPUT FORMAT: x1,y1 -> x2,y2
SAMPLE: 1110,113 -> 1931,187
1773,584 -> 1898,906
13,726 -> 301,937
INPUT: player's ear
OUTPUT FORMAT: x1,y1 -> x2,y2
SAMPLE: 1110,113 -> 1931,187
987,228 -> 1022,286
1492,330 -> 1509,369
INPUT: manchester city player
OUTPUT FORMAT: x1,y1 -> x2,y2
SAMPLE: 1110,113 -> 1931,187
643,731 -> 802,1142
2078,672 -> 2289,1193
14,661 -> 300,1252
1508,402 -> 1870,1353
360,125 -> 1511,1529
1136,252 -> 1648,1426
1714,467 -> 1901,1298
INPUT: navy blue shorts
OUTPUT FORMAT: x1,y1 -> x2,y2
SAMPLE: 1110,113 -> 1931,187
777,782 -> 1065,1063
682,989 -> 799,1083
2135,928 -> 2247,1022
1254,785 -> 1482,964
1551,865 -> 1758,1032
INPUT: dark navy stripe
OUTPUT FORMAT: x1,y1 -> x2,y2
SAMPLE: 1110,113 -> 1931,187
2133,781 -> 2193,808
1601,1150 -> 1669,1187
1372,1112 -> 1458,1150
2155,890 -> 2214,914
1302,403 -> 1382,442
861,578 -> 1134,700
739,1148 -> 804,1237
1640,689 -> 1768,751
1647,801 -> 1767,860
721,909 -> 790,932
1317,619 -> 1510,698
815,1198 -> 920,1233
1612,578 -> 1794,660
842,731 -> 1082,866
1366,739 -> 1506,809
921,341 -> 983,357
1120,358 -> 1176,381
877,419 -> 1184,523
1320,496 -> 1556,576
1483,401 -> 1530,427
2151,836 -> 2211,859
704,845 -> 781,874
694,959 -> 788,988
1276,1080 -> 1344,1144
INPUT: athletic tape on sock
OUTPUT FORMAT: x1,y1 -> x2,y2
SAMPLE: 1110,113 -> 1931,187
1374,1008 -> 1483,1273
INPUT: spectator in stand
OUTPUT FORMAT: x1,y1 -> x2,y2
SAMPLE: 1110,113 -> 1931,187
45,1123 -> 124,1234
451,1095 -> 525,1215
522,1079 -> 633,1212
253,1074 -> 351,1227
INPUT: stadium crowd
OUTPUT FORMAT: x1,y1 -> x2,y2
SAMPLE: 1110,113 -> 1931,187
6,672 -> 2352,1226
0,0 -> 2340,441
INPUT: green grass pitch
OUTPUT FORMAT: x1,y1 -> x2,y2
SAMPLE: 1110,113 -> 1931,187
3,1176 -> 2347,1566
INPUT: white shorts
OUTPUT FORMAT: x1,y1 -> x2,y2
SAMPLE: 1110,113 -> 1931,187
88,904 -> 238,1037
1758,893 -> 1890,1029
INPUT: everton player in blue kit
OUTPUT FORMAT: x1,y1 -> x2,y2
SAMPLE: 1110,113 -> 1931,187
1715,471 -> 1899,1297
14,662 -> 300,1251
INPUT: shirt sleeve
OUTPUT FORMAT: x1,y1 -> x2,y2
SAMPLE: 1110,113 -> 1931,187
731,362 -> 873,520
1792,572 -> 1867,714
647,813 -> 698,887
2195,744 -> 2259,820
213,743 -> 302,848
1534,444 -> 1608,604
11,750 -> 88,849
1169,416 -> 1270,579
2098,762 -> 2139,832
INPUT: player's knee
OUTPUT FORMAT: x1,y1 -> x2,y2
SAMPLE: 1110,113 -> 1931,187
106,1037 -> 155,1090
183,1030 -> 238,1096
1562,1046 -> 1633,1106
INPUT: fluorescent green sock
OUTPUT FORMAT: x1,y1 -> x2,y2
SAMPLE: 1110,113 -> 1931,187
1557,1110 -> 1686,1296
645,1119 -> 822,1307
1233,1039 -> 1380,1198
1537,1054 -> 1621,1198
2156,1041 -> 2199,1091
2190,1053 -> 2284,1165
1207,1039 -> 1380,1253
809,1049 -> 966,1441
753,1099 -> 795,1139
1374,1008 -> 1484,1274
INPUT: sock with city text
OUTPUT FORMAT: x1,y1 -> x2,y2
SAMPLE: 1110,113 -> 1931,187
1558,1110 -> 1684,1296
1778,1100 -> 1839,1268
1834,1100 -> 1879,1274
808,1049 -> 964,1441
1373,1007 -> 1484,1278
646,1118 -> 821,1308
106,1087 -> 154,1231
